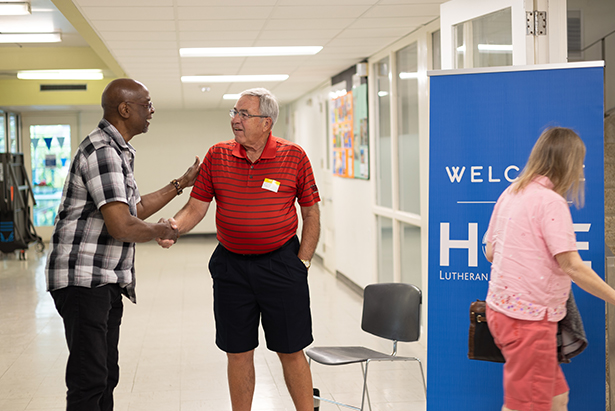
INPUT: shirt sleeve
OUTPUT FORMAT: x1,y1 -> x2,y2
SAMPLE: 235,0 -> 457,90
540,196 -> 578,257
295,149 -> 320,207
83,146 -> 129,209
190,149 -> 214,202
486,190 -> 504,244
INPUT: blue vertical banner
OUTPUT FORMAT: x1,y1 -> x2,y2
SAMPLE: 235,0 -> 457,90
427,63 -> 604,410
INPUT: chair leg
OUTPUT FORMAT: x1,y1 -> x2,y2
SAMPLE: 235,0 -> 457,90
416,358 -> 427,397
359,361 -> 373,411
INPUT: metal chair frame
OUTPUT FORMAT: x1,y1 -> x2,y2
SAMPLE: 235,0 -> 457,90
307,283 -> 426,411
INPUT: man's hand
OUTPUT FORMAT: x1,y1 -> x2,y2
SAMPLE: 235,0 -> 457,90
179,156 -> 201,189
157,218 -> 179,248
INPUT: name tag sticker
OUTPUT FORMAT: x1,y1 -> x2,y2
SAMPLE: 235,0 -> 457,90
262,178 -> 280,193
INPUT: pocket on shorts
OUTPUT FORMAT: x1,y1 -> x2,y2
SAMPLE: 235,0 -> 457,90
489,311 -> 520,349
208,245 -> 227,279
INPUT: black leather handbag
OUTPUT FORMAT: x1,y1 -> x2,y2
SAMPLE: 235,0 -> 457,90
468,300 -> 505,363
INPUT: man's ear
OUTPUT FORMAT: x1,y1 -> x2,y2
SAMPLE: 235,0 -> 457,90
263,117 -> 272,132
117,101 -> 130,119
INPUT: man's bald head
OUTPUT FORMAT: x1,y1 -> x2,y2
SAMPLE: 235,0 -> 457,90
101,78 -> 153,141
102,78 -> 148,116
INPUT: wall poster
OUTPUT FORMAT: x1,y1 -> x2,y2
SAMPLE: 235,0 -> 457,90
331,91 -> 354,178
330,82 -> 369,179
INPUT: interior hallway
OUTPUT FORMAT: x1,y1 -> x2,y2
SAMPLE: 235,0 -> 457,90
0,235 -> 427,411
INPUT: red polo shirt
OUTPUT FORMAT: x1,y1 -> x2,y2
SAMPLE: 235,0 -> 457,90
191,133 -> 320,254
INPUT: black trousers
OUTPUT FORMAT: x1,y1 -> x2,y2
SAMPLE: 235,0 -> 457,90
51,284 -> 124,411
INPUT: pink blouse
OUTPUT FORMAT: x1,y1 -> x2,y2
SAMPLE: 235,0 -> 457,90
486,176 -> 578,322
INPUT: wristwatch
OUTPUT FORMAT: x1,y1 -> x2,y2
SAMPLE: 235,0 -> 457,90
300,259 -> 311,269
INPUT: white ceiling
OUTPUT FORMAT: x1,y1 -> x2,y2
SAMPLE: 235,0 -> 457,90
2,0 -> 445,110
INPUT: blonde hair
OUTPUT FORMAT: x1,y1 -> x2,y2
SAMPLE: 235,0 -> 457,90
512,127 -> 586,208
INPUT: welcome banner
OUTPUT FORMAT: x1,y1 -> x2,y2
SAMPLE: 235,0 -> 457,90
427,63 -> 605,410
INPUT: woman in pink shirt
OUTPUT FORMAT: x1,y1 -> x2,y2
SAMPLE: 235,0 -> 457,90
485,127 -> 615,411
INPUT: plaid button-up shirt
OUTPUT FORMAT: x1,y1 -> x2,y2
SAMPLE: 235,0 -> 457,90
45,119 -> 141,303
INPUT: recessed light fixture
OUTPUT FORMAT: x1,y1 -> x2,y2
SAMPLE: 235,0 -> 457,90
180,46 -> 323,58
0,32 -> 61,43
181,75 -> 289,83
223,94 -> 241,100
0,1 -> 31,15
477,44 -> 513,53
17,69 -> 104,80
399,72 -> 419,80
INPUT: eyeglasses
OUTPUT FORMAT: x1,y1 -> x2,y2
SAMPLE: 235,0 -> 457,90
229,109 -> 269,120
126,101 -> 154,111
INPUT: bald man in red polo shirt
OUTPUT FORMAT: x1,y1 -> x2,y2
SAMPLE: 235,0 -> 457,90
158,88 -> 320,411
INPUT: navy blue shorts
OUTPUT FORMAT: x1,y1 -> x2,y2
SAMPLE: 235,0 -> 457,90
208,236 -> 313,354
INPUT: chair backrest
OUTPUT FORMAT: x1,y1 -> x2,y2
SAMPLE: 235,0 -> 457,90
361,283 -> 422,342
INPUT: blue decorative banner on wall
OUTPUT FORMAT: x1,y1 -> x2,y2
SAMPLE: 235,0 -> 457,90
427,63 -> 605,410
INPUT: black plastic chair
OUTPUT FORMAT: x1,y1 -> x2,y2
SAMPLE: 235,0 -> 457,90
306,282 -> 426,411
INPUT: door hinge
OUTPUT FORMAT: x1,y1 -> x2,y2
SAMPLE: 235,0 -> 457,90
526,11 -> 547,36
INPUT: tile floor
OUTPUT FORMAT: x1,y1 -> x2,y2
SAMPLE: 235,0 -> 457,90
0,236 -> 426,411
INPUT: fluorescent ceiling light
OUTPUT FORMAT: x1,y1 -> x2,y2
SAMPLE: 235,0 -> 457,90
17,69 -> 103,80
0,2 -> 31,15
223,94 -> 241,100
0,32 -> 61,43
180,46 -> 323,58
181,75 -> 289,83
478,44 -> 513,53
399,72 -> 419,80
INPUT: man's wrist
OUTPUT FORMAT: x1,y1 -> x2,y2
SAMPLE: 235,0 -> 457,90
170,179 -> 183,195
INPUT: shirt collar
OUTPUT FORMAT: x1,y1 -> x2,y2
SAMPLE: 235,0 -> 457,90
534,175 -> 555,189
98,119 -> 136,155
232,132 -> 276,161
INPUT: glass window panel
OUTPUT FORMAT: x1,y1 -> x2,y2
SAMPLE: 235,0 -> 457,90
396,43 -> 420,214
432,30 -> 441,70
453,8 -> 512,69
400,222 -> 421,287
454,23 -> 465,69
377,216 -> 394,283
375,57 -> 392,208
472,8 -> 512,67
0,111 -> 5,153
30,125 -> 71,226
8,113 -> 18,153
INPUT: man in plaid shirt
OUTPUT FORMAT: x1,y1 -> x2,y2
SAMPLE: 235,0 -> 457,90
46,78 -> 199,411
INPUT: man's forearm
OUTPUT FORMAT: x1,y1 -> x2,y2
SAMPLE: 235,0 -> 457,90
298,204 -> 320,261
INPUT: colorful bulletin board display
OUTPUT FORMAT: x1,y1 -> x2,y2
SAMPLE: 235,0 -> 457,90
352,83 -> 369,180
427,62 -> 605,410
331,91 -> 354,178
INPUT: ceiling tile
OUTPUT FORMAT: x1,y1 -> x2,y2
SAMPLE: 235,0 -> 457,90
177,7 -> 274,20
101,31 -> 178,41
347,16 -> 431,29
279,0 -> 378,4
177,0 -> 277,5
177,20 -> 267,31
81,6 -> 174,20
256,29 -> 342,40
76,0 -> 173,5
263,18 -> 355,30
95,20 -> 177,31
337,27 -> 415,39
105,41 -> 178,50
362,4 -> 440,18
270,6 -> 371,19
112,49 -> 179,57
178,31 -> 260,42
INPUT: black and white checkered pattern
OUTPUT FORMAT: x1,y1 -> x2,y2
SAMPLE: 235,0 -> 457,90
45,119 -> 141,303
